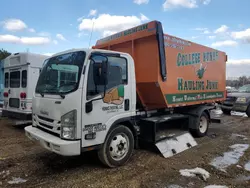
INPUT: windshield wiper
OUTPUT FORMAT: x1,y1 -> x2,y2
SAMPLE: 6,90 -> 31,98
37,92 -> 44,97
47,91 -> 65,99
59,92 -> 65,99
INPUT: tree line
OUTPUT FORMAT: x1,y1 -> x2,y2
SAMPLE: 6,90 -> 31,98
0,49 -> 11,62
226,76 -> 250,88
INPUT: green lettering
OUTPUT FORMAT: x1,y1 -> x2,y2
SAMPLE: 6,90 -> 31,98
181,55 -> 185,66
184,81 -> 188,90
198,53 -> 200,63
188,81 -> 193,90
189,54 -> 192,64
178,78 -> 183,90
192,53 -> 195,64
177,53 -> 182,66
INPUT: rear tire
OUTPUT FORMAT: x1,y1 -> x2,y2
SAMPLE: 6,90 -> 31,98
222,109 -> 231,115
98,125 -> 134,168
246,105 -> 250,118
190,112 -> 209,137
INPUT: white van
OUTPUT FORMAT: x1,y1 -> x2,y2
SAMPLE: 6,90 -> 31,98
2,52 -> 48,125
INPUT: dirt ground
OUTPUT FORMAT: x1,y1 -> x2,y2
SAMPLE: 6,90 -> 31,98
1,114 -> 250,188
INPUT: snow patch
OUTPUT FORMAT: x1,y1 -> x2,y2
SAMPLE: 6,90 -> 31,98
231,133 -> 248,140
236,175 -> 250,182
179,167 -> 210,181
211,109 -> 223,115
231,111 -> 247,117
210,144 -> 249,172
244,161 -> 250,171
204,186 -> 228,188
236,165 -> 243,168
0,170 -> 10,178
167,185 -> 183,188
8,177 -> 27,184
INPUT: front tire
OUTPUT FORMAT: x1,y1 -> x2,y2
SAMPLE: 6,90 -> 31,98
190,112 -> 209,137
98,125 -> 134,168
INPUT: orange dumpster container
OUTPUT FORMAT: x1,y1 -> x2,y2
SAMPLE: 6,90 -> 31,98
93,20 -> 227,110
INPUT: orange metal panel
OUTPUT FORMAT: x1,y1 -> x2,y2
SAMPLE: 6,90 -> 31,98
93,20 -> 227,110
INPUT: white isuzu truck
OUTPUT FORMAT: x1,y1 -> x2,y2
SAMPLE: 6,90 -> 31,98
25,21 -> 226,167
2,52 -> 48,125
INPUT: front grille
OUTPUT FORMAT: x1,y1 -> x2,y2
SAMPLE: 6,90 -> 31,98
39,122 -> 53,129
35,114 -> 61,135
37,126 -> 60,137
9,98 -> 20,108
38,115 -> 54,123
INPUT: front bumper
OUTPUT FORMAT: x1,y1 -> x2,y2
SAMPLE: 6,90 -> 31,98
232,103 -> 248,112
25,126 -> 81,156
220,104 -> 233,110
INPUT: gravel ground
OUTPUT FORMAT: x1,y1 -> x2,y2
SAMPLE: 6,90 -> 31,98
1,114 -> 250,188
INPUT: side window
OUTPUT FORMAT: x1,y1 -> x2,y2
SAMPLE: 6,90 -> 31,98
22,70 -> 27,88
4,72 -> 9,88
86,56 -> 127,99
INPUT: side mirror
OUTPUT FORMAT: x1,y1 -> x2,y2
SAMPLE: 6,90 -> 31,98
85,100 -> 93,113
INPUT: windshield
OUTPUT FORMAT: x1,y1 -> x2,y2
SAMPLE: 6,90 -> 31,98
35,51 -> 86,95
238,85 -> 250,93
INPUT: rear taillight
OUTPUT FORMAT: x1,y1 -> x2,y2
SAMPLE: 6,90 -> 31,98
4,92 -> 8,98
20,92 -> 27,99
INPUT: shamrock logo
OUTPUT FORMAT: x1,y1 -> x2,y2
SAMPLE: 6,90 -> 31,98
194,63 -> 207,79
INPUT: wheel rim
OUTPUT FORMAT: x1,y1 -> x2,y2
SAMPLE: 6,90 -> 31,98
109,133 -> 129,161
199,116 -> 208,133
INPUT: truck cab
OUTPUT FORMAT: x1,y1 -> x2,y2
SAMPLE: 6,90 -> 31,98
25,49 -> 136,167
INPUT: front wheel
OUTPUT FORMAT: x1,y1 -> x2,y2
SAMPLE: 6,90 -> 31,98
190,112 -> 209,137
98,125 -> 134,168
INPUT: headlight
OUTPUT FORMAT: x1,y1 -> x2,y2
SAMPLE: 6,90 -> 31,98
61,110 -> 77,140
236,97 -> 247,103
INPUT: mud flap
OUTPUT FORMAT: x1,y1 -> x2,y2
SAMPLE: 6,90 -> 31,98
155,132 -> 197,158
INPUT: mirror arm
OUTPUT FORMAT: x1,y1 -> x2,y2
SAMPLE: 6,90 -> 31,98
88,86 -> 107,103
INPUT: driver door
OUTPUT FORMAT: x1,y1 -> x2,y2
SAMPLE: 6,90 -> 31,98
81,53 -> 132,148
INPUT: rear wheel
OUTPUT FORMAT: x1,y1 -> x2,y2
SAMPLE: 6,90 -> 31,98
222,109 -> 231,115
191,112 -> 209,137
246,105 -> 250,117
98,125 -> 134,168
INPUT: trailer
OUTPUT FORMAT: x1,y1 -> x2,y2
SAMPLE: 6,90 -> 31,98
25,20 -> 227,168
2,52 -> 49,125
